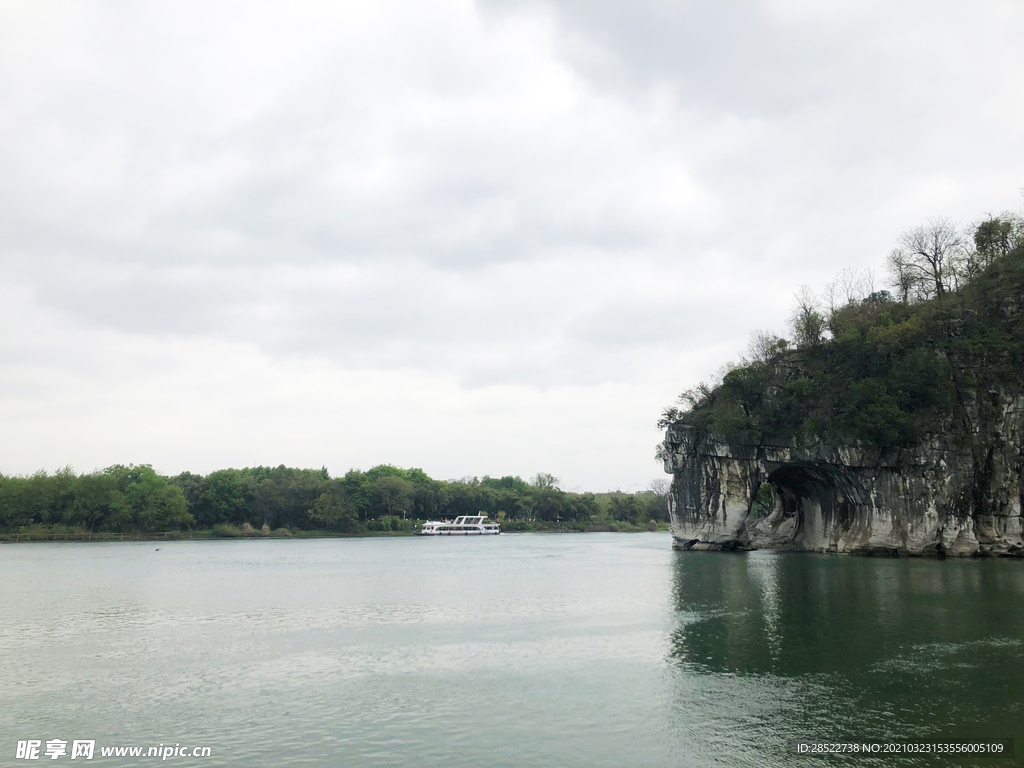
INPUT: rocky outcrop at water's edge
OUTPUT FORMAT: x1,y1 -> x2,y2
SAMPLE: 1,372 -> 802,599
660,394 -> 1024,557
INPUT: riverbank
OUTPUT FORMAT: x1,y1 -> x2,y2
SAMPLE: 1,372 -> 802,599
0,521 -> 670,542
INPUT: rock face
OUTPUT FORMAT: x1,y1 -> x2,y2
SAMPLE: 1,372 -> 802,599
661,393 -> 1024,556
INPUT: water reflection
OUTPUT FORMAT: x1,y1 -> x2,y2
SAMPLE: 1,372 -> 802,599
3,537 -> 1021,767
666,551 -> 1024,756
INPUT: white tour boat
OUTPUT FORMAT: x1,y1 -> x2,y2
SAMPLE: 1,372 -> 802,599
416,515 -> 501,536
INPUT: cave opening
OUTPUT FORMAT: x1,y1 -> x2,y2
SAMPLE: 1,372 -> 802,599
752,464 -> 863,547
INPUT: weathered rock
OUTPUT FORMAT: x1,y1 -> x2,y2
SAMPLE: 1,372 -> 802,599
660,392 -> 1024,557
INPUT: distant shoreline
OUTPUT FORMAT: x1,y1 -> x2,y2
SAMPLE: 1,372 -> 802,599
0,523 -> 671,543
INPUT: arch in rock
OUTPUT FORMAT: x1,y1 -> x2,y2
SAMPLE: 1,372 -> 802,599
746,463 -> 871,551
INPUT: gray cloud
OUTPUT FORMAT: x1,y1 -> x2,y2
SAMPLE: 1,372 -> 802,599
481,0 -> 843,116
1,0 -> 1023,487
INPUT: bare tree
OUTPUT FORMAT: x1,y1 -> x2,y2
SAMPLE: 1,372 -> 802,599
862,267 -> 876,296
837,267 -> 864,304
887,217 -> 966,301
647,478 -> 674,523
887,248 -> 918,302
648,478 -> 670,496
822,278 -> 841,316
746,329 -> 787,364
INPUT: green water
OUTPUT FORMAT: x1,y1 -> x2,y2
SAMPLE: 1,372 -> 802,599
1,534 -> 1021,766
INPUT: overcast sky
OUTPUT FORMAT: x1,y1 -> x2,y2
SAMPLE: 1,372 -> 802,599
2,0 -> 1023,491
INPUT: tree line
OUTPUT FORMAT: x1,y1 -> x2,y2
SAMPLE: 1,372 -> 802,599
0,464 -> 670,534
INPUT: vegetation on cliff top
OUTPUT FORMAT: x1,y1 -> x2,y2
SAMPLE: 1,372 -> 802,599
661,207 -> 1024,447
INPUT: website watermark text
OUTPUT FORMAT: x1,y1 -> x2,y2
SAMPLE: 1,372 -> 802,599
16,740 -> 211,760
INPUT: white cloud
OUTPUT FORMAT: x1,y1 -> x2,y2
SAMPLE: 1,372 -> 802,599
1,0 -> 1023,488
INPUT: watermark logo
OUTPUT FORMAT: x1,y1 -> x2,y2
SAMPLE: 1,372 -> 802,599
15,740 -> 208,760
16,742 -> 40,760
70,742 -> 94,760
46,741 -> 68,760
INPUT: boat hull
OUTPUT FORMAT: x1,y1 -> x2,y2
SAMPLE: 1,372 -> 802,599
415,514 -> 501,536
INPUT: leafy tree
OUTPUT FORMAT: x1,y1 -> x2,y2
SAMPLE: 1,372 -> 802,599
104,465 -> 193,531
566,492 -> 599,522
531,487 -> 568,522
48,466 -> 78,523
608,494 -> 642,524
790,285 -> 826,348
339,469 -> 373,522
481,475 -> 532,494
411,480 -> 448,520
365,464 -> 411,483
0,476 -> 41,528
309,490 -> 358,532
262,466 -> 328,527
68,473 -> 131,532
531,472 -> 559,490
170,471 -> 205,520
491,489 -> 525,520
372,476 -> 415,519
253,478 -> 285,528
974,214 -> 1023,263
196,470 -> 248,527
0,469 -> 81,528
443,481 -> 496,517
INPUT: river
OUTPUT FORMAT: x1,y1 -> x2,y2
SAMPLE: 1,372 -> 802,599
1,534 -> 1021,766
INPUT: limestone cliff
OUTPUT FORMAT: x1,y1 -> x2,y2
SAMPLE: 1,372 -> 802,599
659,223 -> 1024,557
660,390 -> 1024,556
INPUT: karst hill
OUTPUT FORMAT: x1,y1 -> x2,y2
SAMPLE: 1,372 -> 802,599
660,213 -> 1024,556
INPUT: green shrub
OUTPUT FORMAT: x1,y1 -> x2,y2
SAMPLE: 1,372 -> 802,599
212,523 -> 242,538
